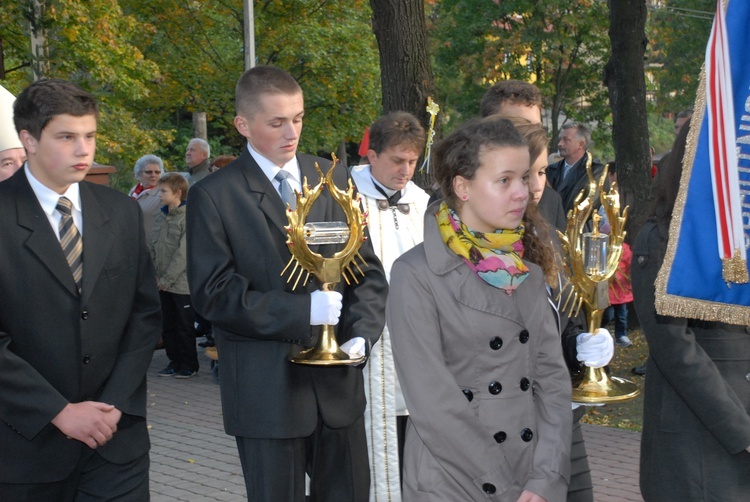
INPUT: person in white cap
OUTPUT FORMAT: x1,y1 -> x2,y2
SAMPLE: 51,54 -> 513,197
0,84 -> 26,181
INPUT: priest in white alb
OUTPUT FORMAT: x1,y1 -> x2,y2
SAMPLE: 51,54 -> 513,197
350,112 -> 430,501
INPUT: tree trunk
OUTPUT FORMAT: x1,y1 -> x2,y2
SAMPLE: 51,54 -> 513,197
369,0 -> 437,189
193,112 -> 207,141
605,0 -> 651,243
30,0 -> 49,80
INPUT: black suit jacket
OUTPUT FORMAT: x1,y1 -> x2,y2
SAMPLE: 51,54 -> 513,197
538,185 -> 567,233
186,149 -> 387,438
0,169 -> 162,483
547,154 -> 606,214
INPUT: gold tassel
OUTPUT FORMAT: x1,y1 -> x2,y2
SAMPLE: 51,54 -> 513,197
721,249 -> 749,284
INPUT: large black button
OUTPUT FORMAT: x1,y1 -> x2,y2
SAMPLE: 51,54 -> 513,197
81,310 -> 89,320
482,483 -> 496,494
493,431 -> 507,443
521,428 -> 533,442
489,336 -> 503,350
519,330 -> 529,343
488,381 -> 502,395
520,377 -> 530,391
462,389 -> 474,402
82,355 -> 91,364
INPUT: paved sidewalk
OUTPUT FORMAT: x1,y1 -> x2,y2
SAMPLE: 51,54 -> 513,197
147,349 -> 643,501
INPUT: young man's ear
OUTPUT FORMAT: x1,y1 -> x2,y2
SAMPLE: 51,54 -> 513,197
234,116 -> 249,138
19,130 -> 37,155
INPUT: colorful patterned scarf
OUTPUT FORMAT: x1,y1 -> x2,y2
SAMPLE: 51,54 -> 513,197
437,202 -> 529,294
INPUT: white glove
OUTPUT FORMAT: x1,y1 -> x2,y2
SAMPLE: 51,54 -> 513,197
310,290 -> 343,326
576,328 -> 614,368
340,337 -> 366,358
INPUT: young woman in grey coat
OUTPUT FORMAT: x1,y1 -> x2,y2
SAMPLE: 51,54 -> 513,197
388,117 -> 572,502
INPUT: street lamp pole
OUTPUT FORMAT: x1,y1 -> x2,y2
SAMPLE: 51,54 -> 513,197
243,0 -> 255,70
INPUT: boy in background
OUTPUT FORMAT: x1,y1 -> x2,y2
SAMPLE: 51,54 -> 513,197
150,172 -> 198,378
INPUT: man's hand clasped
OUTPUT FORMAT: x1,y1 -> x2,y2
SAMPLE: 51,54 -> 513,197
51,401 -> 122,449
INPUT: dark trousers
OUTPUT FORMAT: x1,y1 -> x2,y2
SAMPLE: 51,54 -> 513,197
0,449 -> 149,501
236,414 -> 369,502
397,415 -> 408,486
160,291 -> 198,372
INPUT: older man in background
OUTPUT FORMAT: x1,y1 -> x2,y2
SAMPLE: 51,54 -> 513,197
185,138 -> 211,186
0,85 -> 26,181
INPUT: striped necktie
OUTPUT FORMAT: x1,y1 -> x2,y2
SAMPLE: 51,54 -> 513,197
274,170 -> 297,210
57,197 -> 83,292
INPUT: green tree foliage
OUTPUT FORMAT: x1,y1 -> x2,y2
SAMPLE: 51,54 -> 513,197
123,0 -> 381,169
647,1 -> 714,115
2,0 -> 172,193
2,0 -> 380,192
253,0 -> 381,158
430,0 -> 612,158
0,2 -> 31,82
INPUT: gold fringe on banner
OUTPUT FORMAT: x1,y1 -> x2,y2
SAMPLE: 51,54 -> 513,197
655,59 -> 750,324
655,292 -> 750,326
722,250 -> 750,284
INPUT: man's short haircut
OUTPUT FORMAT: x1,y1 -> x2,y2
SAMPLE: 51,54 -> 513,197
189,138 -> 210,158
158,172 -> 190,202
134,154 -> 164,178
479,80 -> 543,118
369,111 -> 426,155
235,66 -> 302,118
561,123 -> 592,150
14,79 -> 98,140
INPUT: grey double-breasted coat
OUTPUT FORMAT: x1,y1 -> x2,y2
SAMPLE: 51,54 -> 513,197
388,208 -> 572,501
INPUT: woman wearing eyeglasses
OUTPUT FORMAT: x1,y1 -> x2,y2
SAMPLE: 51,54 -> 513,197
129,154 -> 164,239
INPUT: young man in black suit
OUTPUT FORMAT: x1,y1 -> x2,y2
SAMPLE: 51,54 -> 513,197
186,66 -> 387,501
0,79 -> 162,499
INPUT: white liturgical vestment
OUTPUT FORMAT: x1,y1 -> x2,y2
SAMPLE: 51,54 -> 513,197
351,164 -> 430,502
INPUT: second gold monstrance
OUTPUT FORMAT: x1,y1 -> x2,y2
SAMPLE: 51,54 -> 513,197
557,153 -> 640,404
281,154 -> 369,366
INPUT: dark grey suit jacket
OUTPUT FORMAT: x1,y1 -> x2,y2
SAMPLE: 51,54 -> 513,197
547,154 -> 606,214
538,186 -> 567,233
186,149 -> 387,438
0,168 -> 162,483
632,220 -> 750,500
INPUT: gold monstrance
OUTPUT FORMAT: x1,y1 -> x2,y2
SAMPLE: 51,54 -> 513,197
557,153 -> 640,404
281,154 -> 369,366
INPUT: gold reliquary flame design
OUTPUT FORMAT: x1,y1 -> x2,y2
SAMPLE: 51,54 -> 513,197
556,152 -> 639,404
280,153 -> 369,366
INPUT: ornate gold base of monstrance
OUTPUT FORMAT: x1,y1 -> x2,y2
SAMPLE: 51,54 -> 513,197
558,154 -> 640,404
282,154 -> 369,366
571,368 -> 640,404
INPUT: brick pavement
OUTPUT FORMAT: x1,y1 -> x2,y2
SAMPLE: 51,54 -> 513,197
147,348 -> 643,501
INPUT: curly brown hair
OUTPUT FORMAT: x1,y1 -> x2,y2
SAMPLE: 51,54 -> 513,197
522,203 -> 558,288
